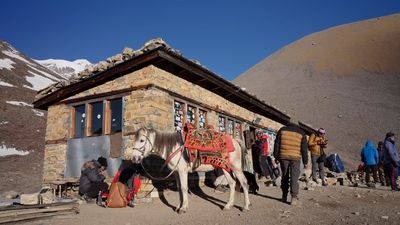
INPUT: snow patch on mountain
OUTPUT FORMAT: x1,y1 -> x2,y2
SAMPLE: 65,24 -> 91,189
0,145 -> 29,157
27,64 -> 60,82
0,58 -> 15,70
0,80 -> 14,87
24,71 -> 55,91
2,49 -> 33,65
32,109 -> 44,117
35,58 -> 91,79
6,101 -> 32,107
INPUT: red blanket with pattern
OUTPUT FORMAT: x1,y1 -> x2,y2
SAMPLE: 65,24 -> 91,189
184,125 -> 234,171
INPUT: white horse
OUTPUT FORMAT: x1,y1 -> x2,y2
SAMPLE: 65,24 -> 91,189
125,127 -> 250,214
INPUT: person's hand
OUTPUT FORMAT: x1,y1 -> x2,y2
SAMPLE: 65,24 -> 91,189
304,164 -> 308,169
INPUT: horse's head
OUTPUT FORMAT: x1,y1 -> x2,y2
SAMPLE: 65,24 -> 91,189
125,127 -> 155,164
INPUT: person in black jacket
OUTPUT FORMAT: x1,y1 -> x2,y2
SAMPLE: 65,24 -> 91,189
79,156 -> 109,200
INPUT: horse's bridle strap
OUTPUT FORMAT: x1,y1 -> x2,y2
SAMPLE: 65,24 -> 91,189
166,146 -> 183,164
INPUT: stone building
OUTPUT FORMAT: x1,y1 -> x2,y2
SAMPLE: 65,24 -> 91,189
33,39 -> 314,187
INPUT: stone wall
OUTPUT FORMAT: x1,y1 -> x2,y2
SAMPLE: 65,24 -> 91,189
42,143 -> 68,182
43,104 -> 70,182
64,65 -> 283,130
43,64 -> 284,182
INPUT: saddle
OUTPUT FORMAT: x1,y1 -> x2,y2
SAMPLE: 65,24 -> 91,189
183,123 -> 234,171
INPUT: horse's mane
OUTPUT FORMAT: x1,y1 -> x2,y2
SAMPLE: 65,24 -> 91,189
135,127 -> 181,156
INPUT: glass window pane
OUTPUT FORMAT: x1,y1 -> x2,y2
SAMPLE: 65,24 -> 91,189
198,109 -> 207,128
74,105 -> 85,138
91,102 -> 103,135
235,122 -> 242,139
174,101 -> 184,131
227,119 -> 234,135
110,98 -> 122,133
218,116 -> 226,133
186,105 -> 196,127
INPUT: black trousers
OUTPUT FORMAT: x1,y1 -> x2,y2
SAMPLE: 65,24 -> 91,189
280,160 -> 300,198
364,164 -> 378,184
84,181 -> 109,198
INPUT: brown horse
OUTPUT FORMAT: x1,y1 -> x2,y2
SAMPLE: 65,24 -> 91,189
124,127 -> 250,214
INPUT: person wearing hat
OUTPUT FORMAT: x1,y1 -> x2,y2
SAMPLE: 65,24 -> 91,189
273,118 -> 308,205
308,128 -> 328,186
383,132 -> 399,191
79,156 -> 109,200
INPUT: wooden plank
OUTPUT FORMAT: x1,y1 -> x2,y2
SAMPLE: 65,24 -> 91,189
0,204 -> 78,218
45,139 -> 67,145
70,107 -> 75,139
0,209 -> 77,224
0,201 -> 78,212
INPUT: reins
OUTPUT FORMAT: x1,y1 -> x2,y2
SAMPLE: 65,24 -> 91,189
136,130 -> 185,181
140,145 -> 184,181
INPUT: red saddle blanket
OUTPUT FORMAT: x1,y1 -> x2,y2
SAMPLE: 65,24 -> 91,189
184,125 -> 234,171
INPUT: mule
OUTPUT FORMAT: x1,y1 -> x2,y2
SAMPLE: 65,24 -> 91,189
124,127 -> 250,214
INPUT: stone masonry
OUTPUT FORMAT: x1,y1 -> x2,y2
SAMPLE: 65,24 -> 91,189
42,64 -> 284,182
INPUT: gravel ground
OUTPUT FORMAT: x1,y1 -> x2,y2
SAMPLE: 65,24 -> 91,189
19,181 -> 400,225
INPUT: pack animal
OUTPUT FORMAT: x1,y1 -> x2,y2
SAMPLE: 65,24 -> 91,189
125,127 -> 250,214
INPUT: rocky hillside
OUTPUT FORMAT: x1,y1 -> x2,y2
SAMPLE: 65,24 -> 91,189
234,13 -> 400,168
0,40 -> 65,193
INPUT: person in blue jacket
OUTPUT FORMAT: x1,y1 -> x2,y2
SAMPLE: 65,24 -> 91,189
361,140 -> 379,186
383,132 -> 399,191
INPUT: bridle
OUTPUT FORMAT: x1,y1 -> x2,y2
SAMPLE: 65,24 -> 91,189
132,131 -> 155,155
133,130 -> 184,181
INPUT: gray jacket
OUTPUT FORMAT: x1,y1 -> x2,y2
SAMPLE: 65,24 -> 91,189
383,138 -> 399,167
79,160 -> 105,195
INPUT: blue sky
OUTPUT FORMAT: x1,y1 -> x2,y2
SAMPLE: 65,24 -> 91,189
1,0 -> 399,80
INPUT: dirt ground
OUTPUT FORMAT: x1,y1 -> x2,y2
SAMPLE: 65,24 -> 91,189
18,181 -> 400,225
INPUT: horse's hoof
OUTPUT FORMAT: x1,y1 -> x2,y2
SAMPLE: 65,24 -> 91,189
223,206 -> 231,211
242,207 -> 250,212
178,209 -> 186,214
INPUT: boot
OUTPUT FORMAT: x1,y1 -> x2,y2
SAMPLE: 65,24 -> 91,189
281,193 -> 288,203
290,196 -> 300,206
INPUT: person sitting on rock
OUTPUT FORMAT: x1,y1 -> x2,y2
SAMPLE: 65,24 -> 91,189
79,156 -> 109,200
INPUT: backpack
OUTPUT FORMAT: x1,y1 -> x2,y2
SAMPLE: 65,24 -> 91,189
106,181 -> 127,208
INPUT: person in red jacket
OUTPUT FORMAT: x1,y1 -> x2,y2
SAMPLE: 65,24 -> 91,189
259,135 -> 272,181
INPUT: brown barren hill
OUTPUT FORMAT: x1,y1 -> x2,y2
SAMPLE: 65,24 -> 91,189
234,13 -> 400,168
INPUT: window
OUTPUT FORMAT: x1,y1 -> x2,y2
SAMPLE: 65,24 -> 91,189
218,114 -> 243,139
174,101 -> 185,131
70,97 -> 123,138
235,122 -> 242,139
110,98 -> 122,133
218,116 -> 226,132
227,119 -> 234,136
198,109 -> 207,128
74,105 -> 86,138
186,105 -> 196,127
173,100 -> 208,131
90,102 -> 103,135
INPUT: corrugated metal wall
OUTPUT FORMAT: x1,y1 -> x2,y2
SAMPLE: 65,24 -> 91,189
65,136 -> 122,178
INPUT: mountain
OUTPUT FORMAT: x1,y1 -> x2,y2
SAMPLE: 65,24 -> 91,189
0,40 -> 65,193
234,13 -> 400,167
35,58 -> 91,79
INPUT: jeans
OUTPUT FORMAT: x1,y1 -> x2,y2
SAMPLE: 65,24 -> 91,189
311,155 -> 325,181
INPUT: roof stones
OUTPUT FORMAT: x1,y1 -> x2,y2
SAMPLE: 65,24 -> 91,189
34,38 -> 173,101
